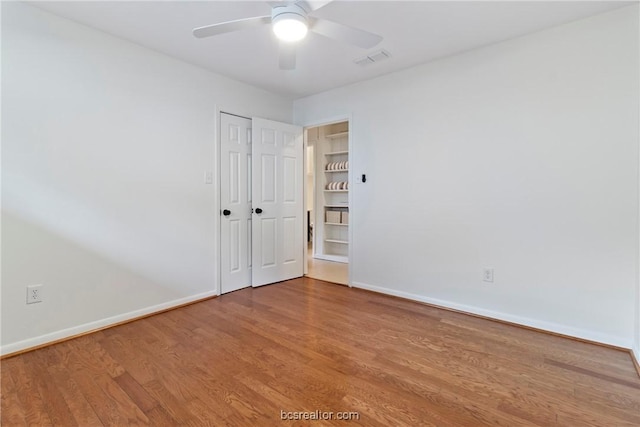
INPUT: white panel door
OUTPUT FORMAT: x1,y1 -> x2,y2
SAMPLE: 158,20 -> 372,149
251,117 -> 304,287
220,113 -> 252,293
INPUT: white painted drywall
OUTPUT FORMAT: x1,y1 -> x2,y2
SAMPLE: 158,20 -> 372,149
632,285 -> 640,364
1,2 -> 292,354
636,3 -> 640,367
295,5 -> 639,348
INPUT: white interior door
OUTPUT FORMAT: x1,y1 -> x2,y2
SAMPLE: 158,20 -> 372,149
220,113 -> 252,293
251,117 -> 304,287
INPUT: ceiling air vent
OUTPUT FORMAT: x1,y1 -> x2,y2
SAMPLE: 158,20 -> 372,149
355,49 -> 391,67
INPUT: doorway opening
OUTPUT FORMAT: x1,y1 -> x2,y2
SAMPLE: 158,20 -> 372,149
304,120 -> 349,285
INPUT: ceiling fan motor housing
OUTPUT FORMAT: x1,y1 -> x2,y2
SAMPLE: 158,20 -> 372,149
272,3 -> 309,22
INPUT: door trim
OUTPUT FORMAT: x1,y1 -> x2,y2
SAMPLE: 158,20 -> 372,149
301,114 -> 353,287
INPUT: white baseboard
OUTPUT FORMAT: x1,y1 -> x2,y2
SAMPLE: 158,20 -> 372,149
352,281 -> 632,349
0,290 -> 218,356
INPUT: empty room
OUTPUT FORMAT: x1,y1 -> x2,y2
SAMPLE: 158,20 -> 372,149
2,1 -> 640,425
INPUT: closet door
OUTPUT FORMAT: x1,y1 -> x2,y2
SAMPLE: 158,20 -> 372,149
251,117 -> 304,287
220,113 -> 252,293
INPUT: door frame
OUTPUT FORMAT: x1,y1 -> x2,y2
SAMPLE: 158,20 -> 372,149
302,114 -> 353,287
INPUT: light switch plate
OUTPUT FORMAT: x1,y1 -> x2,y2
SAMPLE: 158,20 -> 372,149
483,268 -> 494,283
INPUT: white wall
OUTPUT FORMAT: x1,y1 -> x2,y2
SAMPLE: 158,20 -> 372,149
634,307 -> 639,369
636,1 -> 640,365
1,2 -> 292,354
295,5 -> 639,348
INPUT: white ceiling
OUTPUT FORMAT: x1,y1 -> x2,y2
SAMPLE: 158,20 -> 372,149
30,1 -> 634,99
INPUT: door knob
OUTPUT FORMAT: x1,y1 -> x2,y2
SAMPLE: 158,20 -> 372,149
255,208 -> 263,214
223,209 -> 231,216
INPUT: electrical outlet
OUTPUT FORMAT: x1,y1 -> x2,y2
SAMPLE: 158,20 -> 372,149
483,268 -> 494,283
27,284 -> 43,304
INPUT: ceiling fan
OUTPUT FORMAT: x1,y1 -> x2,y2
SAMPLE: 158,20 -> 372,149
193,1 -> 383,70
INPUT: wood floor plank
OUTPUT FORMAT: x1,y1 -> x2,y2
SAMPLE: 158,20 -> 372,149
141,380 -> 195,424
1,359 -> 28,427
3,278 -> 640,426
47,363 -> 104,427
96,333 -> 159,385
23,351 -> 78,426
6,356 -> 54,426
183,398 -> 223,427
113,372 -> 159,413
92,373 -> 149,425
545,357 -> 640,390
54,342 -> 147,426
143,404 -> 178,425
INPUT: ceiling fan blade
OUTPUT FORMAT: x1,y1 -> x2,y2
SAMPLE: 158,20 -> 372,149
309,18 -> 382,49
193,15 -> 271,39
279,42 -> 296,70
296,0 -> 334,13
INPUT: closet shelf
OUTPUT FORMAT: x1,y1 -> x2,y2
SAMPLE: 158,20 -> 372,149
324,169 -> 349,173
325,222 -> 348,226
324,150 -> 349,156
325,131 -> 349,139
325,239 -> 349,244
325,204 -> 348,208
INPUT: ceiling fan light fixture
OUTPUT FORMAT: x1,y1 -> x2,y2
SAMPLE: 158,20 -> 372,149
272,4 -> 308,42
273,17 -> 308,42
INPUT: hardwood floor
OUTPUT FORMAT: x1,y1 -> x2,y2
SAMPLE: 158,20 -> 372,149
2,277 -> 640,426
306,248 -> 348,285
